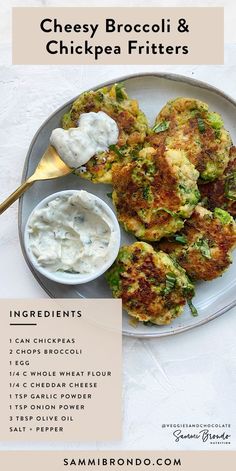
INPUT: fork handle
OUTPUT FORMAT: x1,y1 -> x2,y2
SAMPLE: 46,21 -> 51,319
0,179 -> 34,215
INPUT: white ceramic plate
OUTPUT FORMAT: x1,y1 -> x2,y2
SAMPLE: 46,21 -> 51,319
18,73 -> 236,337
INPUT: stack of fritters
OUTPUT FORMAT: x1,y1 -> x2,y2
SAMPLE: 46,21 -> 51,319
107,96 -> 236,324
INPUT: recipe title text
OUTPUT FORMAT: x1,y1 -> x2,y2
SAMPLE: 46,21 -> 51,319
39,17 -> 190,60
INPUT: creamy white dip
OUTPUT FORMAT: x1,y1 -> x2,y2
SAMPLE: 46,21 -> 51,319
50,111 -> 119,168
28,191 -> 117,274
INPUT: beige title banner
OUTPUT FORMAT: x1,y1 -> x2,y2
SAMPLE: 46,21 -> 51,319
1,451 -> 236,470
12,7 -> 224,65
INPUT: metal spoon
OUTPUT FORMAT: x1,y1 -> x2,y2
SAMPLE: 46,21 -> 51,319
0,145 -> 73,215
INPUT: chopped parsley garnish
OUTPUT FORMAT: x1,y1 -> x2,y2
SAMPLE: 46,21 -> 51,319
96,91 -> 104,102
174,234 -> 187,245
157,207 -> 178,218
188,299 -> 198,317
106,192 -> 113,199
143,320 -> 155,326
190,109 -> 198,117
225,172 -> 236,201
115,83 -> 125,102
193,238 -> 211,259
145,162 -> 156,176
142,185 -> 152,201
197,118 -> 205,133
153,121 -> 170,133
163,273 -> 177,295
130,144 -> 143,161
214,129 -> 221,139
109,144 -> 123,158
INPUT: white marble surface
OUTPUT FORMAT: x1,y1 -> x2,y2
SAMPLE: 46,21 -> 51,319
1,0 -> 236,452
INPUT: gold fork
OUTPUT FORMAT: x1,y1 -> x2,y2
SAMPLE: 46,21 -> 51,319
0,146 -> 73,215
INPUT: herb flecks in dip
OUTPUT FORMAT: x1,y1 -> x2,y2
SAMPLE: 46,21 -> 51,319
28,191 -> 117,274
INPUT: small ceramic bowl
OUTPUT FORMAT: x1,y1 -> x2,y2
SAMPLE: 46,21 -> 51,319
24,190 -> 121,285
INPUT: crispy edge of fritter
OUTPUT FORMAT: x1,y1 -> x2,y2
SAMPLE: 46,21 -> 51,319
151,97 -> 231,181
106,242 -> 194,325
199,146 -> 236,216
112,146 -> 199,241
158,205 -> 236,281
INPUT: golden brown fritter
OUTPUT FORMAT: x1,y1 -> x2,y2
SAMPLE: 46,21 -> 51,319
106,242 -> 195,325
151,97 -> 232,181
112,146 -> 200,241
158,205 -> 236,281
199,146 -> 236,217
62,83 -> 149,183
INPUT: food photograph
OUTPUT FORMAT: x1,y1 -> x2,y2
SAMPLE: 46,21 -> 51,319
2,74 -> 235,337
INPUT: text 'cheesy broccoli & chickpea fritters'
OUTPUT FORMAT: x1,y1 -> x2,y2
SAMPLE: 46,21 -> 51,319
112,146 -> 200,241
106,242 -> 195,326
62,83 -> 149,183
149,97 -> 232,181
199,146 -> 236,217
157,205 -> 236,281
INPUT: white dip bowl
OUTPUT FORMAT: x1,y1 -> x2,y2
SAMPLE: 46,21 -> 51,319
24,190 -> 121,285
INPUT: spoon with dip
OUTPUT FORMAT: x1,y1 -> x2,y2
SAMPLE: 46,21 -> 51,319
0,111 -> 119,215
